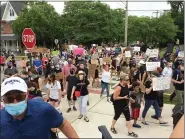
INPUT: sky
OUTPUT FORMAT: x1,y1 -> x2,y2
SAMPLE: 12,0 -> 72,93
48,1 -> 171,17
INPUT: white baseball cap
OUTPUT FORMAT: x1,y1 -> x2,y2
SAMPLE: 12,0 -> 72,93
1,77 -> 28,96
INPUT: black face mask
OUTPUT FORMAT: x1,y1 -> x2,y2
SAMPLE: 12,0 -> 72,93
8,66 -> 11,68
70,70 -> 74,75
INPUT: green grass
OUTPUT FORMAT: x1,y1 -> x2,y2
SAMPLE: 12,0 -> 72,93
163,93 -> 176,105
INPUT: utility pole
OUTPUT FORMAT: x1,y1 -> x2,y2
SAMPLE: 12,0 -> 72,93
124,0 -> 128,47
153,10 -> 159,18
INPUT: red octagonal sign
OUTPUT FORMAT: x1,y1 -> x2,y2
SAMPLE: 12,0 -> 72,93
22,28 -> 36,49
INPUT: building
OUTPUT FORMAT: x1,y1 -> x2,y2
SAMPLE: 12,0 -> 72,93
1,1 -> 26,53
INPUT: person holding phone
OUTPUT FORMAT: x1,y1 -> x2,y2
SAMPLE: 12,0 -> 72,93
110,75 -> 138,137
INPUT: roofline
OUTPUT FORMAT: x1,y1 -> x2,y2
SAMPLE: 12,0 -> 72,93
1,2 -> 8,20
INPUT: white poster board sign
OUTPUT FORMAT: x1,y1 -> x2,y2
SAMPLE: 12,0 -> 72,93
133,46 -> 140,52
178,51 -> 184,57
152,77 -> 171,91
125,51 -> 131,57
92,53 -> 99,59
146,49 -> 159,57
146,62 -> 160,71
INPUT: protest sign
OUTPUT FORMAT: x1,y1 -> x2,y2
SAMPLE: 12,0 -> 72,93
146,62 -> 160,71
125,51 -> 131,57
178,51 -> 184,57
146,49 -> 159,57
152,77 -> 171,91
88,64 -> 96,77
92,53 -> 99,59
73,48 -> 84,56
103,57 -> 111,63
91,59 -> 98,65
133,46 -> 140,52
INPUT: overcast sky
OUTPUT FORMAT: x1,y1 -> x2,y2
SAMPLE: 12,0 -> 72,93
48,1 -> 171,17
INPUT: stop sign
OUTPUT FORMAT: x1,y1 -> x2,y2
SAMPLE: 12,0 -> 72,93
22,28 -> 36,49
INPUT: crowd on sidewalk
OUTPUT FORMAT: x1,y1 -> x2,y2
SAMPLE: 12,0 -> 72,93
0,44 -> 184,138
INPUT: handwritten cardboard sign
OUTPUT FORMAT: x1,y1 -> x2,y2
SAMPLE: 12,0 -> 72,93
152,77 -> 171,91
133,46 -> 140,52
103,57 -> 111,63
88,64 -> 96,77
178,51 -> 184,57
146,62 -> 160,71
146,49 -> 159,57
91,59 -> 98,65
125,51 -> 131,57
92,53 -> 99,59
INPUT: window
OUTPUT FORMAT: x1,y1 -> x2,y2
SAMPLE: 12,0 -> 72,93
10,9 -> 14,16
9,40 -> 12,46
1,24 -> 3,32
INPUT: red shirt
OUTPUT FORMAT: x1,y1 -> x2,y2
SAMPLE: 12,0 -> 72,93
0,56 -> 5,64
42,58 -> 48,69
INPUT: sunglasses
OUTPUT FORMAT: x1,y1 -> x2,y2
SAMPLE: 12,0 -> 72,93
3,94 -> 26,103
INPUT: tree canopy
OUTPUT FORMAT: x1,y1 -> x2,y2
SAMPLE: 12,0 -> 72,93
12,1 -> 179,47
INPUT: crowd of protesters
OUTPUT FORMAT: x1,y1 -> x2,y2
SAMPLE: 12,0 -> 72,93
0,43 -> 184,138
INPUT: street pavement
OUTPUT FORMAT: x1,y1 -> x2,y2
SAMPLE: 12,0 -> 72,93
0,61 -> 174,138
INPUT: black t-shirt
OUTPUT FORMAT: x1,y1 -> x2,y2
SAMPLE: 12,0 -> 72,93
144,80 -> 157,100
4,67 -> 18,76
66,75 -> 77,91
133,70 -> 140,82
172,69 -> 184,90
74,79 -> 90,96
139,65 -> 146,76
29,89 -> 42,98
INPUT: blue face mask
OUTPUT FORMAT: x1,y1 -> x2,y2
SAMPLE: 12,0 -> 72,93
5,100 -> 27,116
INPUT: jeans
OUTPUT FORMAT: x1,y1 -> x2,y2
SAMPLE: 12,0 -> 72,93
101,82 -> 110,97
142,99 -> 161,118
78,95 -> 88,116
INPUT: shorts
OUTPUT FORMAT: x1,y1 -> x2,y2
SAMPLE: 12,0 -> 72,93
131,108 -> 140,119
67,89 -> 77,101
117,66 -> 121,72
49,97 -> 58,102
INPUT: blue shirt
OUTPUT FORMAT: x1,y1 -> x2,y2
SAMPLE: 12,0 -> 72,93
33,59 -> 42,71
0,99 -> 63,139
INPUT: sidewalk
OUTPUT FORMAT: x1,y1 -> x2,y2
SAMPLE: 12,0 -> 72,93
58,91 -> 174,138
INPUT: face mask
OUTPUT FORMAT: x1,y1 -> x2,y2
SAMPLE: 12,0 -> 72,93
5,100 -> 27,116
29,87 -> 35,91
70,70 -> 74,75
8,66 -> 11,68
68,61 -> 72,65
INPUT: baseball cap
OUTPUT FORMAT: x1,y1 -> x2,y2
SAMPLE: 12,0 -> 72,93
1,77 -> 28,96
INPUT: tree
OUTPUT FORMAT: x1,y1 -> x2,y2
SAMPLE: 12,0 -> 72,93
12,2 -> 63,47
62,1 -> 118,44
127,13 -> 178,46
168,1 -> 184,44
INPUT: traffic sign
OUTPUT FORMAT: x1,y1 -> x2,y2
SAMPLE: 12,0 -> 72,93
54,39 -> 59,45
22,28 -> 36,49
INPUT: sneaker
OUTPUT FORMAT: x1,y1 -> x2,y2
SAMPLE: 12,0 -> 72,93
107,98 -> 111,103
84,116 -> 89,122
133,124 -> 141,128
78,114 -> 83,119
151,115 -> 158,120
73,106 -> 77,111
66,108 -> 71,113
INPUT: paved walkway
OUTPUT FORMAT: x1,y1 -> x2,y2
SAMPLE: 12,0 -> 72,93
58,88 -> 174,138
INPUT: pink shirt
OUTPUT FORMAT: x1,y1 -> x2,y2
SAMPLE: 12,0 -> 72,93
63,64 -> 76,78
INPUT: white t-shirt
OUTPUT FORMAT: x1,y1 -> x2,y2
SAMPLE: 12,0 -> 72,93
46,81 -> 61,99
162,67 -> 173,77
101,70 -> 111,83
116,57 -> 120,66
